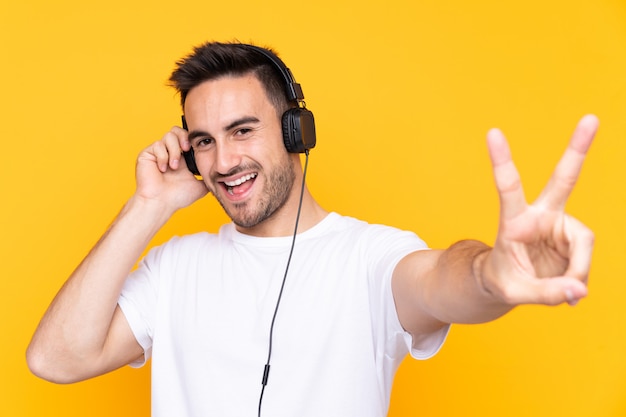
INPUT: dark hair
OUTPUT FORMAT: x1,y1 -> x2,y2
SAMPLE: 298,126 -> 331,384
168,42 -> 290,116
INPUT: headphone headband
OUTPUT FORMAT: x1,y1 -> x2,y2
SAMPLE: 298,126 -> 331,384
244,45 -> 305,104
242,44 -> 316,154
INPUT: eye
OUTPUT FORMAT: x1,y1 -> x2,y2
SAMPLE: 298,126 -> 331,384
194,137 -> 214,149
235,128 -> 252,137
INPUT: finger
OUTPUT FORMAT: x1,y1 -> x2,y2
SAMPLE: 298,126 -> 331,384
561,215 -> 595,285
171,126 -> 191,151
161,129 -> 187,170
487,128 -> 527,220
536,114 -> 599,210
151,141 -> 170,173
523,276 -> 588,306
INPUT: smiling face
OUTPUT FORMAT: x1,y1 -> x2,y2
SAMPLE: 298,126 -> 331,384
184,73 -> 298,232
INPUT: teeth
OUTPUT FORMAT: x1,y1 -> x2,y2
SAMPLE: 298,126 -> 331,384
225,173 -> 257,187
227,187 -> 234,195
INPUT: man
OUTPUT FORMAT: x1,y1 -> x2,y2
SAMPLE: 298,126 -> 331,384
27,42 -> 597,417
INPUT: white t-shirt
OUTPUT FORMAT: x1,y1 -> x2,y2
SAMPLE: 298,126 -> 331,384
118,212 -> 449,417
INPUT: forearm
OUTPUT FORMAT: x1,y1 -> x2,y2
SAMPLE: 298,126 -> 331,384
27,196 -> 172,377
421,240 -> 513,325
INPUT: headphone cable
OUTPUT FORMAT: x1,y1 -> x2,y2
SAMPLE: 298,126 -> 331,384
257,149 -> 310,417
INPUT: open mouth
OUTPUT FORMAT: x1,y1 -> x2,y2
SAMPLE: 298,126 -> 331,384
222,173 -> 258,196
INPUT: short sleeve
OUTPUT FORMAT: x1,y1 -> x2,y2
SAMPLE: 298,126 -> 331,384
364,225 -> 450,361
117,244 -> 165,367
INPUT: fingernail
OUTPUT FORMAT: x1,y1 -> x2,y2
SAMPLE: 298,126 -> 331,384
565,289 -> 579,306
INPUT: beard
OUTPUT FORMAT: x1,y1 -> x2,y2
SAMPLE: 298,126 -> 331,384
212,155 -> 297,229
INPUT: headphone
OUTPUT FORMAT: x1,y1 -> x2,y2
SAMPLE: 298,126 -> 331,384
182,44 -> 316,176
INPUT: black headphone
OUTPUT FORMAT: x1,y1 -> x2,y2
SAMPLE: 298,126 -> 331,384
182,44 -> 316,176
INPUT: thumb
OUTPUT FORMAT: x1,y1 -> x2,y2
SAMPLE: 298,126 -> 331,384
521,277 -> 588,306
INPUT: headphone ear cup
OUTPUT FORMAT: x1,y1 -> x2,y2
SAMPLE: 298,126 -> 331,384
282,108 -> 316,153
183,148 -> 200,176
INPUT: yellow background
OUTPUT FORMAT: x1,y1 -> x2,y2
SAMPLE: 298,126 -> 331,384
2,0 -> 625,416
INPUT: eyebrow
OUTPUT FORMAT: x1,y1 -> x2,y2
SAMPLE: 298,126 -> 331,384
187,116 -> 261,141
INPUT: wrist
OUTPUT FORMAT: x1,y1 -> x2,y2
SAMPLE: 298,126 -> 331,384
122,195 -> 175,231
472,248 -> 496,299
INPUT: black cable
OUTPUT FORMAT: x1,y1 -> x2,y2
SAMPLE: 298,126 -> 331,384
257,149 -> 310,417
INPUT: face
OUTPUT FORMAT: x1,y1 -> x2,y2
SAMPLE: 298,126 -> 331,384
184,74 -> 297,230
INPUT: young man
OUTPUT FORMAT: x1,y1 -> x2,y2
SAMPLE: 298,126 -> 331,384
27,42 -> 597,417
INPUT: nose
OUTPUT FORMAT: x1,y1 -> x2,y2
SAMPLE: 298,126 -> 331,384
214,141 -> 242,175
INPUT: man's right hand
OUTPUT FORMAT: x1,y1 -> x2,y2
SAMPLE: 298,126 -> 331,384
135,126 -> 209,213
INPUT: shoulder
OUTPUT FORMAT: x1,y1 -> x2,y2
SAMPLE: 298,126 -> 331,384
329,213 -> 427,246
160,231 -> 214,250
142,226 -> 229,263
307,214 -> 428,266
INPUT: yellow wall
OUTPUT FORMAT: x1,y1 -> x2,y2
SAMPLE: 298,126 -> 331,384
2,0 -> 625,416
